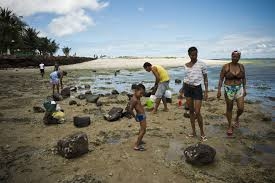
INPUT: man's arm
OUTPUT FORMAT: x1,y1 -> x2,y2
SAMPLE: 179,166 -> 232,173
217,65 -> 225,99
152,67 -> 160,86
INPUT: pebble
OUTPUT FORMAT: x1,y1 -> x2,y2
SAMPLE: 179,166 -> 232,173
109,172 -> 113,176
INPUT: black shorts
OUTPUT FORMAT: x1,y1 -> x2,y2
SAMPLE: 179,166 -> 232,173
40,69 -> 44,74
183,83 -> 203,100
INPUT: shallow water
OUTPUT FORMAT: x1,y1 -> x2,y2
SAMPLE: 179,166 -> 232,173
75,59 -> 275,113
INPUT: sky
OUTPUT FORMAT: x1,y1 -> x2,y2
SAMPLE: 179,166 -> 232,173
1,0 -> 275,58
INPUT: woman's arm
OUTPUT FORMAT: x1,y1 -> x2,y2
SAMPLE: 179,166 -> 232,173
241,64 -> 247,97
217,65 -> 225,99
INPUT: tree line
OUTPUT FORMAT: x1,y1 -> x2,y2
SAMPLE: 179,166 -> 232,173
0,7 -> 71,56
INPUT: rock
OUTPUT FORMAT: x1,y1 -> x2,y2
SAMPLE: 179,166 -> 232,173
96,101 -> 103,107
69,100 -> 77,105
111,89 -> 119,95
33,106 -> 45,113
53,93 -> 63,101
184,144 -> 216,165
77,94 -> 86,100
84,84 -> 90,89
268,96 -> 275,101
144,92 -> 152,97
61,87 -> 71,98
184,112 -> 190,118
73,116 -> 91,128
175,79 -> 182,84
104,107 -> 123,122
262,115 -> 272,121
85,90 -> 92,95
86,94 -> 100,103
43,112 -> 60,125
166,98 -> 172,103
70,86 -> 77,92
57,132 -> 88,159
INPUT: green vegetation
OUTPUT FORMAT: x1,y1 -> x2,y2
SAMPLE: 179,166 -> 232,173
62,47 -> 71,57
0,7 -> 59,56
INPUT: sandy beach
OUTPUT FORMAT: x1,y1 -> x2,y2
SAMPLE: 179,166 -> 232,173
0,67 -> 274,183
60,57 -> 232,70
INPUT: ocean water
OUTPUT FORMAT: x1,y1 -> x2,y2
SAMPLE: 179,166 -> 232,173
78,59 -> 275,116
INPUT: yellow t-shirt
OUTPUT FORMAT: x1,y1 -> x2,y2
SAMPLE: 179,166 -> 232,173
154,65 -> 169,82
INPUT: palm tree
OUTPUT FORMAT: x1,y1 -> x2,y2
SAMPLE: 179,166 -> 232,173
0,7 -> 26,55
22,27 -> 39,55
62,47 -> 71,57
49,40 -> 59,56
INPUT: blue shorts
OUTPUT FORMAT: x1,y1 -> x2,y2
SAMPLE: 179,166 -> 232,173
135,114 -> 146,122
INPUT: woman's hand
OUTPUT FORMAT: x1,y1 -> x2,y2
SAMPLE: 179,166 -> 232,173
243,88 -> 247,97
217,90 -> 221,99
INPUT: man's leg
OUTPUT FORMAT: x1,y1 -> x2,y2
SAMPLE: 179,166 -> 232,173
52,84 -> 55,95
152,98 -> 161,113
187,97 -> 196,136
194,100 -> 205,137
135,121 -> 147,148
57,84 -> 60,94
162,96 -> 168,111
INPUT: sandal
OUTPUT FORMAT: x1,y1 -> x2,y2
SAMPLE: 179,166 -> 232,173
232,121 -> 240,129
134,146 -> 146,151
227,129 -> 233,136
201,136 -> 208,142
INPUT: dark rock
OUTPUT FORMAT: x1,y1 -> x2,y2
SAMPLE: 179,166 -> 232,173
175,79 -> 182,84
184,144 -> 216,165
85,90 -> 92,95
86,94 -> 100,103
53,93 -> 63,101
111,89 -> 119,95
57,132 -> 88,159
96,101 -> 103,107
73,116 -> 91,128
268,96 -> 275,101
43,112 -> 59,125
70,86 -> 77,92
166,98 -> 172,103
61,87 -> 71,98
69,100 -> 77,105
77,94 -> 86,100
120,91 -> 128,95
262,116 -> 272,121
33,106 -> 45,113
84,84 -> 90,89
144,92 -> 152,97
104,107 -> 123,122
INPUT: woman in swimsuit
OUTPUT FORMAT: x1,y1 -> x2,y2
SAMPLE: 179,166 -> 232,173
217,51 -> 247,136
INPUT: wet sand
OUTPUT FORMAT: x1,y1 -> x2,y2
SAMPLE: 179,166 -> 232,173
0,69 -> 275,183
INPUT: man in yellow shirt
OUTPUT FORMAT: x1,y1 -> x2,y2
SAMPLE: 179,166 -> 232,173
143,62 -> 170,113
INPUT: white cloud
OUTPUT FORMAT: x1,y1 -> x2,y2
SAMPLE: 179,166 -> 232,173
137,7 -> 144,12
0,0 -> 109,16
0,0 -> 108,37
48,10 -> 94,37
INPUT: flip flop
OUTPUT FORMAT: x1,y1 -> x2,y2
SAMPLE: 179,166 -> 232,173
134,146 -> 145,151
227,129 -> 233,136
232,121 -> 240,129
201,136 -> 208,142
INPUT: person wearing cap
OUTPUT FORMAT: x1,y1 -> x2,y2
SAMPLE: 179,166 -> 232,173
143,62 -> 170,114
217,50 -> 247,136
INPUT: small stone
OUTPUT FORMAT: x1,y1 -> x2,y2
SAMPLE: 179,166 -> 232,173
85,90 -> 92,95
109,172 -> 113,176
111,89 -> 119,95
69,100 -> 77,105
33,106 -> 45,113
84,84 -> 90,89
